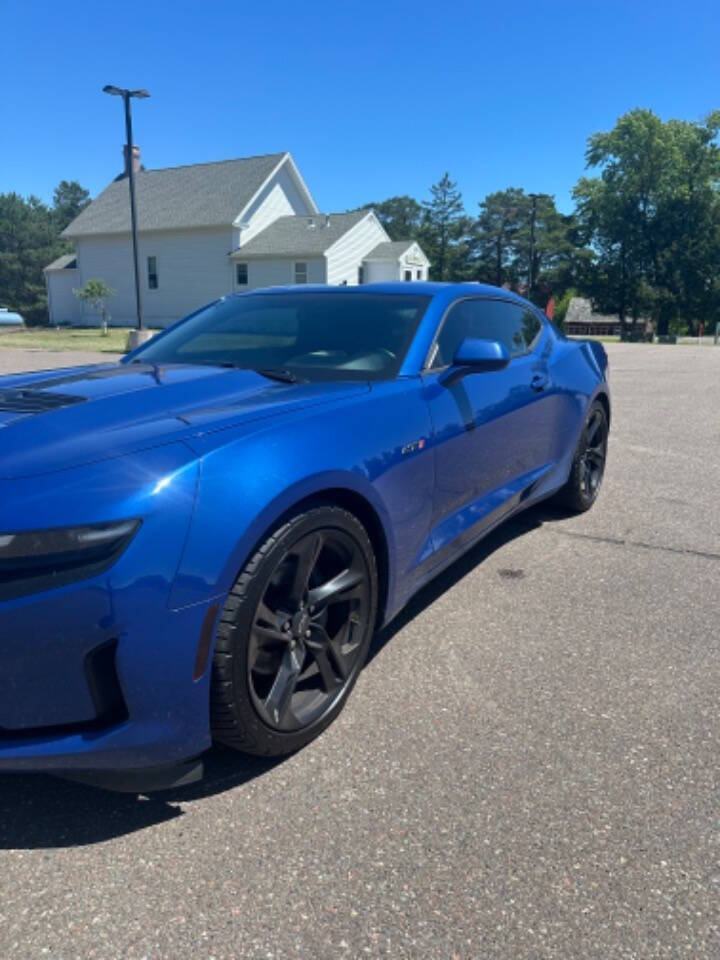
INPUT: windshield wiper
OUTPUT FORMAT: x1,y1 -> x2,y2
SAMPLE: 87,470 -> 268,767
253,367 -> 305,384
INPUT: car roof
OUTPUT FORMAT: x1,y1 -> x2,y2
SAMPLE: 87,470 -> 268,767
228,282 -> 536,308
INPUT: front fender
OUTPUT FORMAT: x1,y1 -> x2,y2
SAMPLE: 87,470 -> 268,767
168,464 -> 396,610
168,380 -> 434,612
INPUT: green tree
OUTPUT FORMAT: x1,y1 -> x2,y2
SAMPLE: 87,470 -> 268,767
73,278 -> 115,328
0,180 -> 91,325
53,180 -> 90,232
472,189 -> 586,305
421,173 -> 470,280
360,196 -> 423,240
574,108 -> 720,335
472,188 -> 527,287
0,193 -> 62,323
521,197 -> 589,307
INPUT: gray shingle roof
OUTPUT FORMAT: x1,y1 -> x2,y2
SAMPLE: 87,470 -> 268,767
364,240 -> 416,260
232,211 -> 369,257
62,153 -> 287,237
44,253 -> 77,271
565,297 -> 619,325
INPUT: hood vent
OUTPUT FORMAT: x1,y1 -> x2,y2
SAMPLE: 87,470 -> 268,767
0,389 -> 85,414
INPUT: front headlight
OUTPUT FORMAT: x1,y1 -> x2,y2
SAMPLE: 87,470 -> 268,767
0,519 -> 141,601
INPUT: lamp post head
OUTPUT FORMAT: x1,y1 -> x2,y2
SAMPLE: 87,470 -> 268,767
102,85 -> 151,99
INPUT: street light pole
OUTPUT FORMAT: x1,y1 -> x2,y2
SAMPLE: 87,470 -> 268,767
122,93 -> 143,331
103,85 -> 150,332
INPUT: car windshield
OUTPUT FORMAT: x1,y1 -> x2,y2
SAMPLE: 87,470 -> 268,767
129,291 -> 431,381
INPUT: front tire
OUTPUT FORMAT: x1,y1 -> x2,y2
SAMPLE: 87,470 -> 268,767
211,505 -> 377,756
554,401 -> 609,513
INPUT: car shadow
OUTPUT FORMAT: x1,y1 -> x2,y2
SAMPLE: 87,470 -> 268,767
0,501 -> 567,850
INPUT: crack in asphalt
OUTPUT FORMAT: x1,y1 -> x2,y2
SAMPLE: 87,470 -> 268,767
552,527 -> 720,562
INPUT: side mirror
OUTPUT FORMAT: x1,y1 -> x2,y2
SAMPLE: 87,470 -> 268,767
452,337 -> 510,372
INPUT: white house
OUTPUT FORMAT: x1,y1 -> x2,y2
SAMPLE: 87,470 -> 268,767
45,150 -> 430,327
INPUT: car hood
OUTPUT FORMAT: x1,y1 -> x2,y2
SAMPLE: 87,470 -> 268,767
0,362 -> 368,480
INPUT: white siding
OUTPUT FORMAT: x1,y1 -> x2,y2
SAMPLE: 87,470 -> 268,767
75,228 -> 235,326
325,213 -> 388,286
236,163 -> 316,247
46,269 -> 81,324
364,260 -> 400,283
235,258 -> 326,290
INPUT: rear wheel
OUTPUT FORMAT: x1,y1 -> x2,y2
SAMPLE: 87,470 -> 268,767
554,401 -> 609,513
211,505 -> 377,756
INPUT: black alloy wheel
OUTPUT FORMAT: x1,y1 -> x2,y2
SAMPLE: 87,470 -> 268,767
211,506 -> 377,756
555,400 -> 609,513
248,527 -> 371,732
579,406 -> 608,500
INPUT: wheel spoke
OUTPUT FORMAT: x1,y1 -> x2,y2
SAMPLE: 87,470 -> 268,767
585,445 -> 605,467
306,635 -> 341,693
256,601 -> 285,630
252,601 -> 288,644
307,566 -> 364,608
263,645 -> 304,726
586,411 -> 603,447
582,460 -> 592,494
252,623 -> 287,644
289,533 -> 323,605
328,627 -> 352,680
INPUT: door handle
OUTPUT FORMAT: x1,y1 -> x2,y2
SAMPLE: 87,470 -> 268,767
531,372 -> 549,392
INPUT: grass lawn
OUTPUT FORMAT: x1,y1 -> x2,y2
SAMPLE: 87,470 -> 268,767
0,327 -> 132,353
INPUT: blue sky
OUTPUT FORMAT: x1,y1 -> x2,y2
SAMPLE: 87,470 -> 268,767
2,0 -> 718,215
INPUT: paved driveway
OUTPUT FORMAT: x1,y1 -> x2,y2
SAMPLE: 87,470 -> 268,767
0,344 -> 718,959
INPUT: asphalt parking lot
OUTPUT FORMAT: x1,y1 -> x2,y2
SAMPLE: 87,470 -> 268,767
0,343 -> 718,959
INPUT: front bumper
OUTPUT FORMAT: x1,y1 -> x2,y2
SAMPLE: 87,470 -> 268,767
0,593 -> 217,773
0,444 -> 220,773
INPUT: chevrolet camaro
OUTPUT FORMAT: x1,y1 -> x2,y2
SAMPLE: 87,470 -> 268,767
0,283 -> 610,790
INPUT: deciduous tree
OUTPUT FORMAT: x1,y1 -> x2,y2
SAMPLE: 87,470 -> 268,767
574,108 -> 720,335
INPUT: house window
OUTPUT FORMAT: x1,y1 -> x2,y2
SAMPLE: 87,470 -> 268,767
358,265 -> 364,285
295,262 -> 308,284
236,262 -> 248,286
416,270 -> 422,280
404,269 -> 412,282
147,256 -> 158,289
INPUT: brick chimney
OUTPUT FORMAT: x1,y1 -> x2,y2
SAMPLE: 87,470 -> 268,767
123,144 -> 141,176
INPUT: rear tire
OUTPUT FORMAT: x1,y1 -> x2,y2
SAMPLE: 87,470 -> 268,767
210,505 -> 377,756
554,401 -> 609,513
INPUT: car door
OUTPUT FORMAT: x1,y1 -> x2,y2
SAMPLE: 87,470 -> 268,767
422,296 -> 557,557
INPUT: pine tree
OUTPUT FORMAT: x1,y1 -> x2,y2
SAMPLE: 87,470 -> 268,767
421,174 -> 468,280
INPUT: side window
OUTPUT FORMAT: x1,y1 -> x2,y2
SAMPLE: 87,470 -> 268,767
430,300 -> 483,368
429,299 -> 543,368
516,307 -> 542,352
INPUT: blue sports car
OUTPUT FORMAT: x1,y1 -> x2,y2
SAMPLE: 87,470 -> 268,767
0,283 -> 609,790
